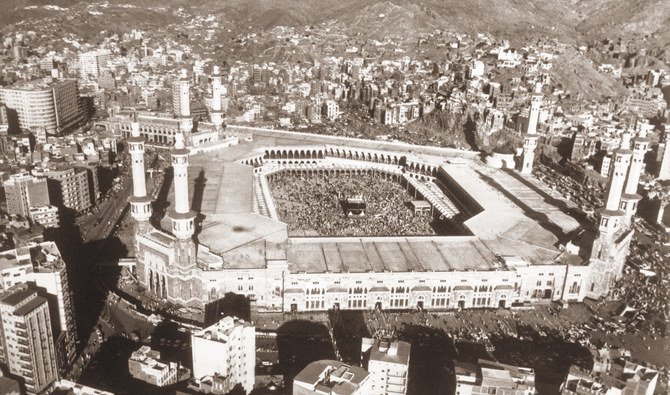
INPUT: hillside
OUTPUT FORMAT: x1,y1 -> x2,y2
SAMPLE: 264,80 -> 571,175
3,0 -> 669,45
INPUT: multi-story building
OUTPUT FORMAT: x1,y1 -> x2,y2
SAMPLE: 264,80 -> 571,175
106,69 -> 236,151
0,79 -> 85,135
128,345 -> 188,387
293,360 -> 371,395
657,130 -> 670,180
362,339 -> 410,395
454,359 -> 536,395
51,80 -> 85,133
0,104 -> 9,136
41,165 -> 93,213
321,100 -> 339,121
3,173 -> 50,218
0,242 -> 77,372
78,50 -> 111,79
51,379 -> 114,395
0,286 -> 59,395
191,316 -> 255,394
561,348 -> 658,395
28,205 -> 60,228
128,124 -> 639,320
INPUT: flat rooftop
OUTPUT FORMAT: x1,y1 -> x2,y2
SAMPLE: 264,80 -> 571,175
294,360 -> 369,395
369,339 -> 411,366
158,136 -> 584,273
288,236 -> 501,273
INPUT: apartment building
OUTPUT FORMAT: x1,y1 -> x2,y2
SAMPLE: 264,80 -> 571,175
3,173 -> 50,218
191,316 -> 255,394
454,359 -> 536,395
293,360 -> 371,395
0,286 -> 58,395
128,345 -> 188,387
0,79 -> 85,135
362,338 -> 411,395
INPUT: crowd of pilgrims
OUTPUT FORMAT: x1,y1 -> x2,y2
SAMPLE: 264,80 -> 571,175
609,234 -> 670,337
269,171 -> 438,236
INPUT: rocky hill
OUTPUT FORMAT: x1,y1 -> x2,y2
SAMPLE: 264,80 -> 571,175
3,0 -> 669,45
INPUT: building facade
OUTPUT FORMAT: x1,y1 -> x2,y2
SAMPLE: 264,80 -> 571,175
0,242 -> 77,373
657,129 -> 670,180
78,50 -> 111,79
561,347 -> 658,395
0,79 -> 85,135
28,205 -> 60,228
363,339 -> 410,395
455,359 -> 536,395
41,166 -> 93,213
293,360 -> 371,395
191,316 -> 256,394
128,125 -> 638,318
3,173 -> 50,218
128,346 -> 187,387
0,287 -> 58,395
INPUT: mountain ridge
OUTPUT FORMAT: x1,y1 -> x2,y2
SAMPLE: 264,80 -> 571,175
2,0 -> 669,45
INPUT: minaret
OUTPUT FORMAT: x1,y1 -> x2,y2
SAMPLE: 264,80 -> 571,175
169,132 -> 196,241
520,83 -> 542,174
620,131 -> 649,228
178,68 -> 193,136
127,113 -> 152,233
658,127 -> 670,180
591,133 -> 633,261
210,65 -> 225,133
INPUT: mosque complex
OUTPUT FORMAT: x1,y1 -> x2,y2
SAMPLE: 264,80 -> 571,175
116,69 -> 645,315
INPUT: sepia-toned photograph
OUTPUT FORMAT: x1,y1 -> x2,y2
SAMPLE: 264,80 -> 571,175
0,1 -> 668,394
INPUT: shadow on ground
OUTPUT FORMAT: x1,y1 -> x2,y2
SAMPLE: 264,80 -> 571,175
276,320 -> 335,393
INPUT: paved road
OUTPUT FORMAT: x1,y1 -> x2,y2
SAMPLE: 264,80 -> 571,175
80,176 -> 133,243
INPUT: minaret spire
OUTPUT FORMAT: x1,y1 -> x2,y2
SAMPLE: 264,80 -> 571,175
620,131 -> 649,228
128,112 -> 152,230
210,65 -> 225,133
591,132 -> 632,260
169,132 -> 196,241
520,82 -> 542,174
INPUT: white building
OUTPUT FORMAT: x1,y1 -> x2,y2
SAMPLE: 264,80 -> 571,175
0,242 -> 77,372
78,50 -> 111,79
561,346 -> 658,395
52,379 -> 114,395
29,205 -> 60,228
191,316 -> 255,394
129,127 -> 637,319
3,173 -> 50,218
322,100 -> 339,121
455,359 -> 535,395
657,130 -> 670,180
0,79 -> 84,134
128,346 -> 188,387
0,286 -> 58,395
363,338 -> 410,395
293,360 -> 371,395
